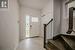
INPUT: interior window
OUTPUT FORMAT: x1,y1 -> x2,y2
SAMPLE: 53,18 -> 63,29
32,17 -> 39,22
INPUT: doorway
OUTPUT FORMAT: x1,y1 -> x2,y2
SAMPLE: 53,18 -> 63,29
25,15 -> 39,38
25,15 -> 30,37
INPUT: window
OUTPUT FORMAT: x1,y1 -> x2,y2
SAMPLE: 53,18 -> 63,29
32,17 -> 39,22
0,0 -> 8,8
25,15 -> 30,37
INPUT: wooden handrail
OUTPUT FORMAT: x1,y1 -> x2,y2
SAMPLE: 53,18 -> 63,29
73,8 -> 75,10
46,19 -> 53,26
44,18 -> 53,48
66,7 -> 75,34
65,0 -> 75,5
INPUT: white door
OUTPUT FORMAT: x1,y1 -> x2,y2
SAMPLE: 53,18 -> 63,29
25,15 -> 40,37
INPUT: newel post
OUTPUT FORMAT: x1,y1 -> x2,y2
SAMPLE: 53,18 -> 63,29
44,24 -> 47,48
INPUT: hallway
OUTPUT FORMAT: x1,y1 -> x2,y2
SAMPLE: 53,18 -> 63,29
17,37 -> 46,50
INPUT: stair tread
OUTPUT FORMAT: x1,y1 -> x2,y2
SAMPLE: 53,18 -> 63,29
53,34 -> 75,40
46,34 -> 74,50
61,34 -> 75,37
48,39 -> 66,50
61,36 -> 75,50
46,43 -> 59,50
48,35 -> 73,50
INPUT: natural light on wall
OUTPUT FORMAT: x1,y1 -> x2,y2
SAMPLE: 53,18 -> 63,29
32,17 -> 39,22
25,15 -> 30,37
25,16 -> 39,37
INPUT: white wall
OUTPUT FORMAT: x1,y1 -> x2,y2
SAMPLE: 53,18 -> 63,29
53,0 -> 62,36
61,0 -> 68,34
41,0 -> 53,38
0,0 -> 19,50
68,1 -> 75,17
41,0 -> 53,24
19,6 -> 41,40
61,1 -> 75,34
41,0 -> 75,38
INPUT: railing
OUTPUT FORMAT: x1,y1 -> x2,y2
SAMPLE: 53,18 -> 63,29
43,7 -> 75,48
44,19 -> 53,48
65,0 -> 75,5
66,7 -> 75,34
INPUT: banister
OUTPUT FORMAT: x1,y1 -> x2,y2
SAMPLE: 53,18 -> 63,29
73,8 -> 75,10
65,0 -> 75,5
44,18 -> 53,48
66,7 -> 75,34
46,19 -> 53,26
44,24 -> 46,48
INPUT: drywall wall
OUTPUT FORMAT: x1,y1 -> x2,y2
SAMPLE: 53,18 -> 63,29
60,0 -> 68,34
41,0 -> 53,24
68,1 -> 75,17
67,1 -> 75,34
53,0 -> 62,36
61,1 -> 75,34
0,0 -> 19,50
41,0 -> 53,38
19,6 -> 41,40
68,1 -> 75,8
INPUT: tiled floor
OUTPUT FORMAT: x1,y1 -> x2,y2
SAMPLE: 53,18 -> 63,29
17,37 -> 46,50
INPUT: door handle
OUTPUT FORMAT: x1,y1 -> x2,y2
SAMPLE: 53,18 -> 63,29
30,25 -> 32,27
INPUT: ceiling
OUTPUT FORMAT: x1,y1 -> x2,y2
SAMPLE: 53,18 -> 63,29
19,0 -> 49,10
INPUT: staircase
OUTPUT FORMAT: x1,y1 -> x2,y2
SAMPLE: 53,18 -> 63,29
44,7 -> 75,50
45,34 -> 75,50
